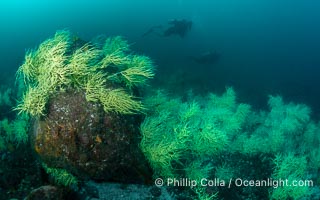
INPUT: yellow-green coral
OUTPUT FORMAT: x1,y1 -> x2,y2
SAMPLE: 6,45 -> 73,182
140,140 -> 182,178
185,160 -> 217,200
97,36 -> 130,68
0,118 -> 11,136
15,30 -> 154,117
98,88 -> 144,114
15,86 -> 49,116
192,124 -> 228,157
140,88 -> 253,199
4,114 -> 29,145
11,115 -> 29,144
103,36 -> 130,55
68,44 -> 101,86
15,30 -> 71,116
43,163 -> 78,188
140,108 -> 183,178
17,30 -> 71,86
271,153 -> 311,200
99,51 -> 129,68
0,88 -> 13,106
140,87 -> 320,200
104,54 -> 155,88
84,72 -> 107,102
17,50 -> 39,84
84,73 -> 144,114
119,55 -> 155,87
178,100 -> 200,123
0,114 -> 29,149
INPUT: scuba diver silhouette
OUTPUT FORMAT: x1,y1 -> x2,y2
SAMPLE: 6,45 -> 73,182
142,19 -> 193,38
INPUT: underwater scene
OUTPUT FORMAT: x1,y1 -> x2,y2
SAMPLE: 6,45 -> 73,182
1,0 -> 320,199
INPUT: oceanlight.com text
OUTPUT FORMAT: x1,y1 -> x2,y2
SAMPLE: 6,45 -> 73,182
154,178 -> 314,189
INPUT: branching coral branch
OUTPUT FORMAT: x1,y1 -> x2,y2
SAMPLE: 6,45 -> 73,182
98,88 -> 145,114
103,36 -> 130,55
15,86 -> 48,116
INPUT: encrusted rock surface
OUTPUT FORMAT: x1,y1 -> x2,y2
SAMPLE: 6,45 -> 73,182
32,89 -> 151,183
26,185 -> 64,200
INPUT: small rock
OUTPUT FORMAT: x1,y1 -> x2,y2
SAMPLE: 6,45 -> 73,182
26,185 -> 64,200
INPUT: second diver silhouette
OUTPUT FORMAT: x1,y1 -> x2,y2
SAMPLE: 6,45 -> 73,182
142,19 -> 193,38
190,51 -> 221,65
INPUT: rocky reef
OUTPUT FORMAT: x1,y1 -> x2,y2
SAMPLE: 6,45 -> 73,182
14,30 -> 155,188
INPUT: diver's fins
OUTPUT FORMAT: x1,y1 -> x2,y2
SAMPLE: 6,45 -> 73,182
141,25 -> 162,37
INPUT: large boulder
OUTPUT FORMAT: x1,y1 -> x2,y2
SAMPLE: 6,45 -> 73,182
32,89 -> 152,183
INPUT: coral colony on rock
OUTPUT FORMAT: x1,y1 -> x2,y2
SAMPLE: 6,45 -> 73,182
0,30 -> 320,200
15,30 -> 155,183
1,30 -> 155,199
